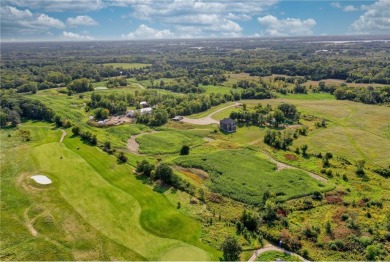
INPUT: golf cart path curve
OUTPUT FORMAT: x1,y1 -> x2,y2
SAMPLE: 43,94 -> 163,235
60,130 -> 67,143
248,243 -> 309,262
181,103 -> 241,125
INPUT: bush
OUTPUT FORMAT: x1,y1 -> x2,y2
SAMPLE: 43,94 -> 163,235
180,145 -> 190,155
117,152 -> 128,163
221,236 -> 242,261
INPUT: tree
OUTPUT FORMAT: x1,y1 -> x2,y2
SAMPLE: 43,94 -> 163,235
273,109 -> 285,127
9,110 -> 21,126
71,126 -> 80,135
180,145 -> 190,155
221,236 -> 242,261
0,111 -> 8,127
136,159 -> 154,176
54,115 -> 62,127
156,163 -> 174,184
301,144 -> 308,156
117,152 -> 128,163
356,160 -> 366,175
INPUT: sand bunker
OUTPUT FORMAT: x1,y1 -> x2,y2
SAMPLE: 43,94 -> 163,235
31,175 -> 52,185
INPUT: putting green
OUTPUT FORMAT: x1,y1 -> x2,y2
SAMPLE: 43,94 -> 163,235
32,142 -> 211,260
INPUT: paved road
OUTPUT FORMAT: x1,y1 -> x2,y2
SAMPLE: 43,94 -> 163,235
248,243 -> 309,262
181,103 -> 241,125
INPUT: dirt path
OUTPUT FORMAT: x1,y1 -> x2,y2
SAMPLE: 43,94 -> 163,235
248,243 -> 309,262
60,130 -> 66,143
262,152 -> 327,182
127,131 -> 158,155
181,103 -> 241,125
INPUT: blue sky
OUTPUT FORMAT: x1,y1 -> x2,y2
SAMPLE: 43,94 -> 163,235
1,0 -> 389,41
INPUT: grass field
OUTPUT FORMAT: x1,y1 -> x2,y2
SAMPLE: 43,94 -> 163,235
174,149 -> 332,204
256,251 -> 301,261
212,98 -> 390,167
103,63 -> 151,69
0,123 -> 218,260
136,130 -> 207,155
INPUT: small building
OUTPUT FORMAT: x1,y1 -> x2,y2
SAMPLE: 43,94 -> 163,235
220,118 -> 236,133
140,101 -> 149,108
172,116 -> 183,121
138,107 -> 153,115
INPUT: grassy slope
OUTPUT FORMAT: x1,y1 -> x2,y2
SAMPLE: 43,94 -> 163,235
174,149 -> 332,204
256,251 -> 301,261
136,130 -> 206,154
0,123 -> 218,260
0,124 -> 145,261
212,97 -> 390,167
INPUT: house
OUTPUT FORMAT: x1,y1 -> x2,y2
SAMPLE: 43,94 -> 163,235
138,107 -> 153,115
172,116 -> 183,121
220,118 -> 236,133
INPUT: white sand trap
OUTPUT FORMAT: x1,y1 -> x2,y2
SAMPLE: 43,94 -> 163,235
31,175 -> 52,185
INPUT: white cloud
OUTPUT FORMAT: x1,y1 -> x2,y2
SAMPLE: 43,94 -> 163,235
354,0 -> 390,33
37,14 -> 65,28
67,15 -> 98,26
331,2 -> 359,12
3,0 -> 105,12
351,0 -> 390,34
63,31 -> 94,40
226,13 -> 252,21
258,15 -> 316,36
121,24 -> 174,39
1,5 -> 65,38
343,5 -> 359,12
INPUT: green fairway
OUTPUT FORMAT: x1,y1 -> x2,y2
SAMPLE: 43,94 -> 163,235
31,139 -> 214,260
174,149 -> 333,204
136,130 -> 206,154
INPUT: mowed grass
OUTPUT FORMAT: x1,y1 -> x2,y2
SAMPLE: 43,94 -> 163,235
136,130 -> 206,154
256,251 -> 301,261
174,149 -> 332,204
0,124 -> 145,260
103,63 -> 151,69
29,135 -> 216,260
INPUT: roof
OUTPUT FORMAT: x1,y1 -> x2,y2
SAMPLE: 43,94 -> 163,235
220,118 -> 235,125
140,101 -> 148,105
139,107 -> 153,113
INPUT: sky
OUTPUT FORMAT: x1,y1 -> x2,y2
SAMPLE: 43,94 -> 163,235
1,0 -> 389,42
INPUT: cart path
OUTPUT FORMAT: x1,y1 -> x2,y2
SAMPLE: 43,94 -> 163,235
181,103 -> 241,125
127,131 -> 158,155
60,130 -> 67,143
248,243 -> 309,262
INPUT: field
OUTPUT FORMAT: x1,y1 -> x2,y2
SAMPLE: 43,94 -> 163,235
136,130 -> 207,154
103,63 -> 152,69
256,251 -> 301,261
0,123 -> 218,260
210,97 -> 390,168
174,149 -> 333,204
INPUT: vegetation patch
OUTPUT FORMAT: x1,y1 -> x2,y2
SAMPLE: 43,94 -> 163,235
175,149 -> 332,204
137,130 -> 205,154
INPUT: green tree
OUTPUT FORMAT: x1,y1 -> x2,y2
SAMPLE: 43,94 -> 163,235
273,109 -> 285,127
221,236 -> 242,261
0,111 -> 8,127
156,163 -> 174,184
71,126 -> 80,135
9,110 -> 21,126
180,145 -> 190,155
117,152 -> 128,163
301,144 -> 308,156
136,159 -> 154,176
